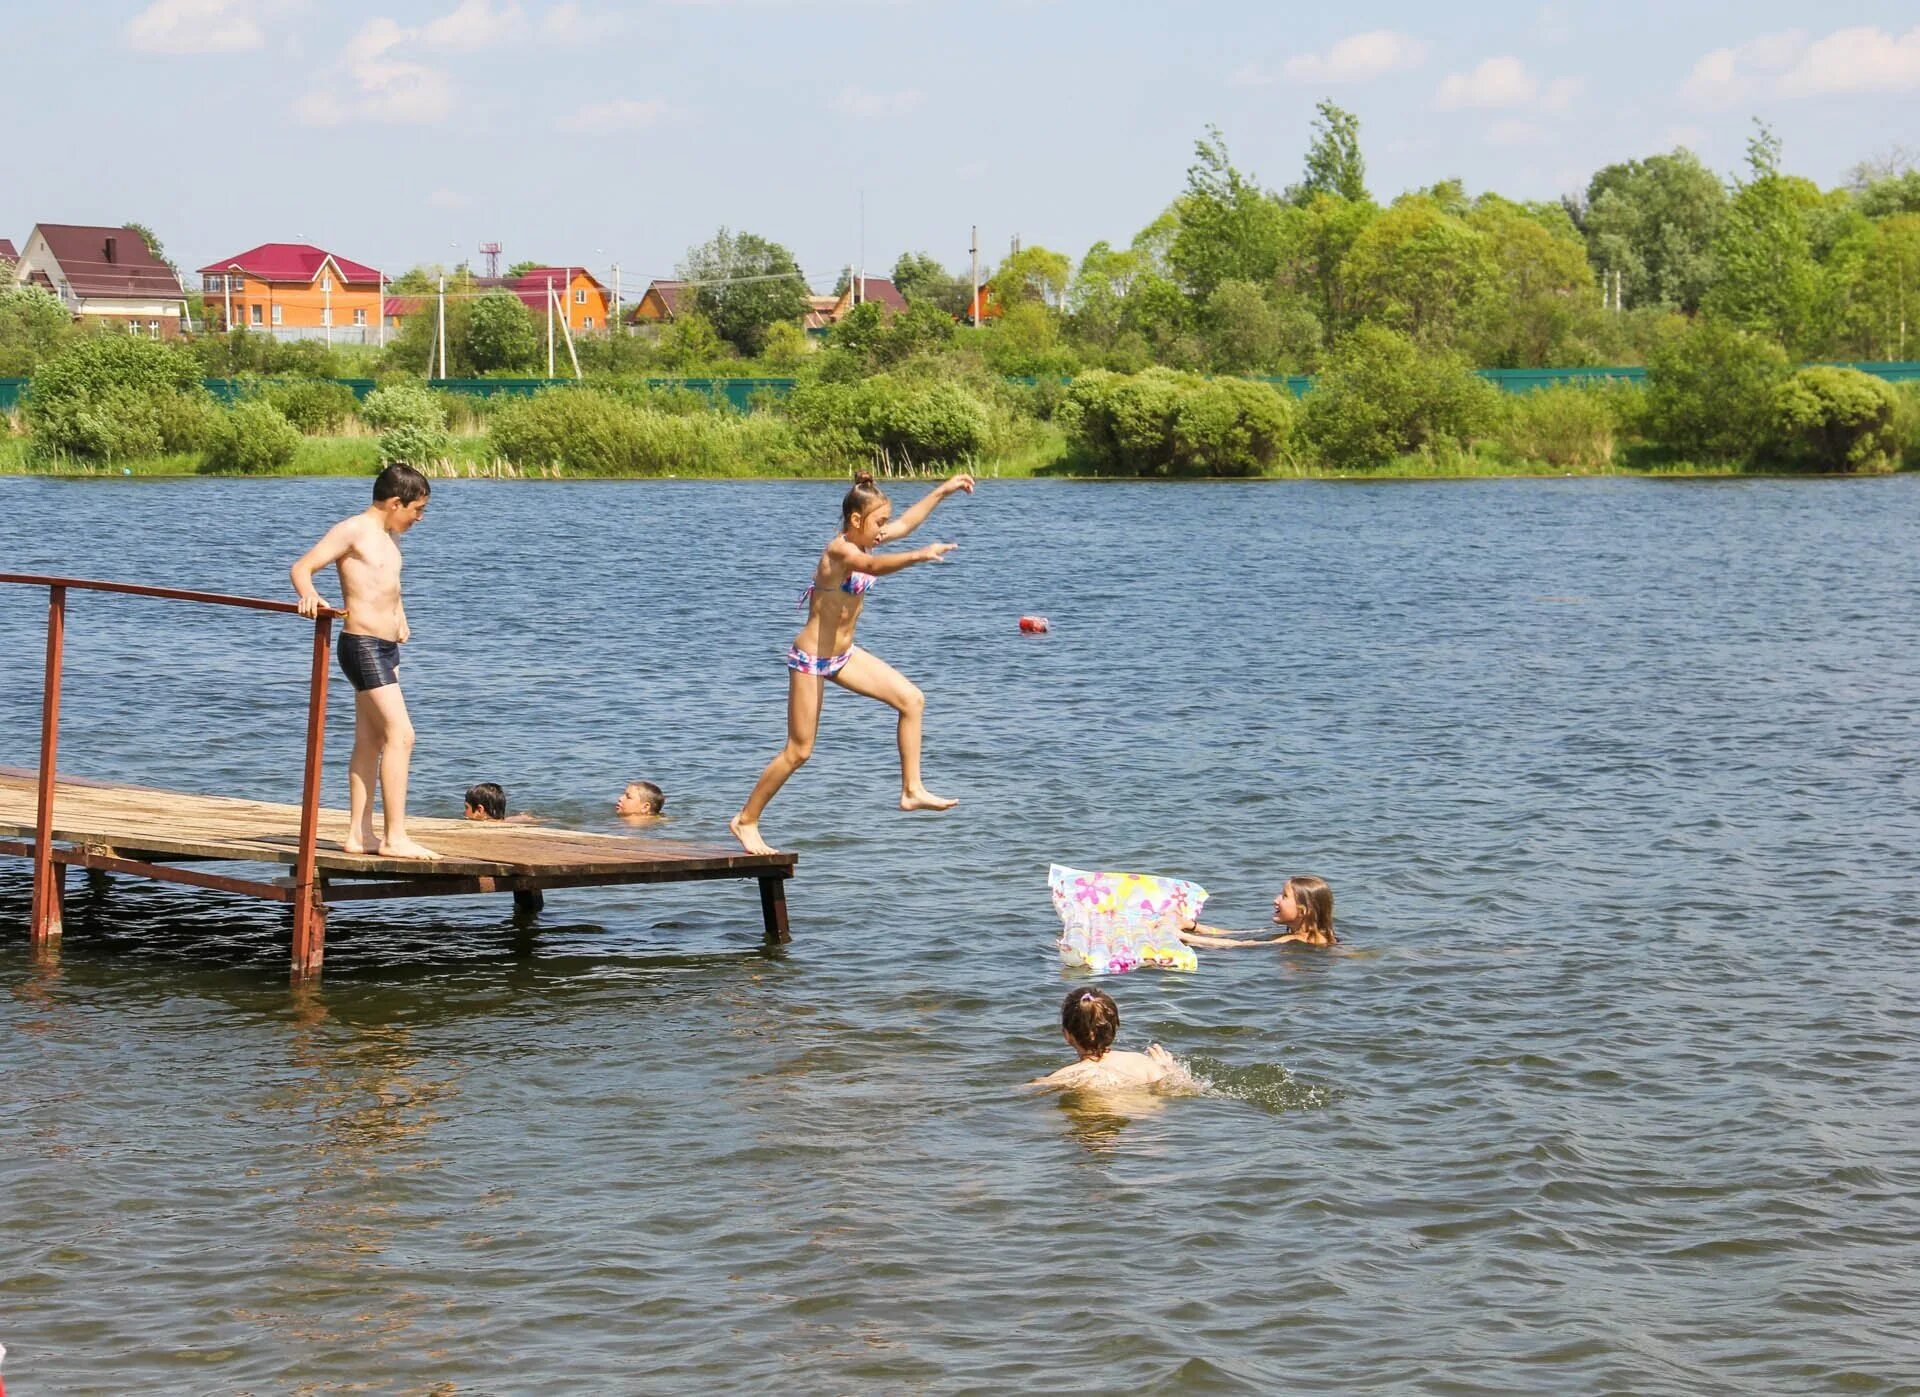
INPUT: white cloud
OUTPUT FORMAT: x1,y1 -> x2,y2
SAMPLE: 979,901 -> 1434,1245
1681,29 -> 1806,106
558,96 -> 670,130
1437,56 -> 1538,109
1228,62 -> 1279,88
1282,30 -> 1428,83
540,3 -> 621,42
421,0 -> 527,49
296,19 -> 454,126
125,0 -> 266,54
831,87 -> 924,117
1780,25 -> 1920,95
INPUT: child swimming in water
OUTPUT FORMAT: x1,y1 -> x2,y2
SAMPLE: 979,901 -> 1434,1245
463,782 -> 538,824
1180,875 -> 1336,949
730,469 -> 973,855
1030,986 -> 1181,1090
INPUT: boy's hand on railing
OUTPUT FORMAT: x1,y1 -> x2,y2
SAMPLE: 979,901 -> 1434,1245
296,592 -> 331,619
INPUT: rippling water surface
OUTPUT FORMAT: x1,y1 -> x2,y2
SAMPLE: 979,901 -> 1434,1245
3,475 -> 1918,1392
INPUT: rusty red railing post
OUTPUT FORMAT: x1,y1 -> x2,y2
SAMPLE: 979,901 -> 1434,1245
290,612 -> 333,976
30,584 -> 67,944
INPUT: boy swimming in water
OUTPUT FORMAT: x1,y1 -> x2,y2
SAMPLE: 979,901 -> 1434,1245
614,780 -> 666,821
290,463 -> 437,860
464,782 -> 538,824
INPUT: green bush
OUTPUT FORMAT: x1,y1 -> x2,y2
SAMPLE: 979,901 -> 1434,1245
24,335 -> 209,461
488,387 -> 803,476
1893,383 -> 1920,470
256,378 -> 358,434
1642,318 -> 1788,463
202,399 -> 300,473
1298,326 -> 1498,470
361,383 -> 449,466
0,286 -> 77,375
1494,384 -> 1624,470
786,375 -> 991,467
1056,368 -> 1295,476
1767,366 -> 1901,473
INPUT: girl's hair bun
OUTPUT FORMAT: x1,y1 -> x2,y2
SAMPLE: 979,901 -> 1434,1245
852,470 -> 877,487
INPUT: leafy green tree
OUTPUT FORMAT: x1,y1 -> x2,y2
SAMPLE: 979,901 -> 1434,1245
25,335 -> 209,462
1468,196 -> 1603,366
1340,195 -> 1495,347
1704,125 -> 1822,351
1202,279 -> 1318,373
1574,148 -> 1725,312
464,290 -> 541,373
506,260 -> 543,279
891,251 -> 971,316
1118,272 -> 1202,368
1067,240 -> 1145,349
992,245 -> 1072,308
1820,213 -> 1920,359
655,311 -> 731,372
1642,316 -> 1788,462
1299,324 -> 1497,469
680,228 -> 810,356
1286,100 -> 1368,205
0,285 -> 77,375
983,301 -> 1078,376
1169,127 -> 1287,299
1855,171 -> 1920,218
1275,193 -> 1378,346
760,320 -> 811,370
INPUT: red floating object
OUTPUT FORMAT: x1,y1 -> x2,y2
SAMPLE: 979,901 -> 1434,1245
1019,615 -> 1049,633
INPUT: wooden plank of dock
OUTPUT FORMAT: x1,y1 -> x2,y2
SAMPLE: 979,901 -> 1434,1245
0,767 -> 795,968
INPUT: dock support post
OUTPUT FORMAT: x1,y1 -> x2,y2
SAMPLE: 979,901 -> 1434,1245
758,875 -> 790,945
291,887 -> 327,979
512,889 -> 544,916
30,584 -> 66,947
290,615 -> 332,978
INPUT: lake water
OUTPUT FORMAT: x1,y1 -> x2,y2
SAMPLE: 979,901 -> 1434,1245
2,474 -> 1918,1393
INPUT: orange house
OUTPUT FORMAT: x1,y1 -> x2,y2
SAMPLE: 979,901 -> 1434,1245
499,266 -> 611,334
198,242 -> 384,338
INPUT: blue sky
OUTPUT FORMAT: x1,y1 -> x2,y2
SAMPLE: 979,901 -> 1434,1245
3,1 -> 1917,292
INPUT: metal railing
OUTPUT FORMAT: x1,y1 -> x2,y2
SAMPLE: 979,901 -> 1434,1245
0,573 -> 343,973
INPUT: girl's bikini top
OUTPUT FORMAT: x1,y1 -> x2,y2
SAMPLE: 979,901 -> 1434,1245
798,569 -> 875,607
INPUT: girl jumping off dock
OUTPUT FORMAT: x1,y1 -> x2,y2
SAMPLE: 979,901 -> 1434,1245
730,470 -> 973,855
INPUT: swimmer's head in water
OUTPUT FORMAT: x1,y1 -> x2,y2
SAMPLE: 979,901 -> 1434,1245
841,470 -> 892,544
615,780 -> 664,816
1276,875 -> 1335,943
464,782 -> 506,820
1062,986 -> 1119,1061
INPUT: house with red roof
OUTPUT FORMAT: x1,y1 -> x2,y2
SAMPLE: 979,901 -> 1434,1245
628,278 -> 691,326
11,224 -> 187,336
828,275 -> 908,321
486,266 -> 611,334
0,239 -> 18,273
197,242 -> 383,340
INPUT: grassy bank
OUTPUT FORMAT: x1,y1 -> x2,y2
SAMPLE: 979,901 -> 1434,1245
2,431 -> 1794,481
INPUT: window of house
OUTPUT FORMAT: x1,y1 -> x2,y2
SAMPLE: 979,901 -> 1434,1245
205,274 -> 222,292
574,288 -> 587,305
271,304 -> 283,325
148,320 -> 161,338
353,308 -> 367,326
584,316 -> 594,330
321,307 -> 332,326
250,304 -> 263,326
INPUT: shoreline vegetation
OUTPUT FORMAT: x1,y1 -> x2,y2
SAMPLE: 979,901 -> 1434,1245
5,113 -> 1920,482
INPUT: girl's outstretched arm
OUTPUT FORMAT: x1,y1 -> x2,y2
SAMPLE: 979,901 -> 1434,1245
1179,929 -> 1294,949
833,537 -> 957,576
877,473 -> 974,543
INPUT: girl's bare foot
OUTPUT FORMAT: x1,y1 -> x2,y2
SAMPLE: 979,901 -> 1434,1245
730,813 -> 775,855
900,789 -> 958,812
378,836 -> 440,860
343,821 -> 379,856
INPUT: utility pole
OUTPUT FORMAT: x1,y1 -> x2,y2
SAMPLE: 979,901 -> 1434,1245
222,269 -> 233,334
970,225 -> 979,327
434,276 -> 447,381
323,272 -> 332,349
378,273 -> 387,349
546,276 -> 556,378
612,262 -> 621,334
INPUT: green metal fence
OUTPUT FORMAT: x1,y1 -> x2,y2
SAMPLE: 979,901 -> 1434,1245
4,362 -> 1918,416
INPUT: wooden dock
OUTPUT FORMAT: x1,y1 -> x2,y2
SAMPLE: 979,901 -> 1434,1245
0,572 -> 794,978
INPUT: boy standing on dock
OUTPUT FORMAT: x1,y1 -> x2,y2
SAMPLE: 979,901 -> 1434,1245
291,463 -> 439,860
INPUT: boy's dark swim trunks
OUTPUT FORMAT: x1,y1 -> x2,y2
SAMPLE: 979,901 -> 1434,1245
339,633 -> 401,691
